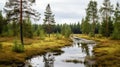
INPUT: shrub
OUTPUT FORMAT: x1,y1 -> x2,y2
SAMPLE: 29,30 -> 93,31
64,26 -> 72,38
12,40 -> 24,53
89,32 -> 95,37
61,24 -> 72,38
96,34 -> 102,38
56,31 -> 61,39
111,32 -> 120,40
39,28 -> 46,40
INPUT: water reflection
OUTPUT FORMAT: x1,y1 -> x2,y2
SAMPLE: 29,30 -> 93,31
26,38 -> 95,67
75,41 -> 90,56
43,53 -> 55,67
81,43 -> 90,56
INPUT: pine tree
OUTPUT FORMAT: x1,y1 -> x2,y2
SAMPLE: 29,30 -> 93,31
81,17 -> 91,34
100,0 -> 113,37
81,18 -> 84,34
6,23 -> 13,36
43,4 -> 55,37
39,26 -> 46,40
32,24 -> 39,36
112,2 -> 120,39
4,0 -> 40,44
86,0 -> 98,36
0,11 -> 7,35
23,16 -> 33,38
12,21 -> 19,36
61,24 -> 72,38
95,22 -> 101,34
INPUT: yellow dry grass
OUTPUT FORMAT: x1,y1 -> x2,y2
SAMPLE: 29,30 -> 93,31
0,35 -> 72,66
76,34 -> 120,66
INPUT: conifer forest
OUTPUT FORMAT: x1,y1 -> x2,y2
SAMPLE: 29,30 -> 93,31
0,0 -> 120,67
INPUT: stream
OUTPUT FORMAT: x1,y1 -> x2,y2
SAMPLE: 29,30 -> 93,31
25,38 -> 96,67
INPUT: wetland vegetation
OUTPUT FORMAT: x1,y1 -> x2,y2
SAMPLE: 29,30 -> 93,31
0,0 -> 120,67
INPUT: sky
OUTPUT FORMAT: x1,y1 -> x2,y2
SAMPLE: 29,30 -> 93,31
0,0 -> 119,24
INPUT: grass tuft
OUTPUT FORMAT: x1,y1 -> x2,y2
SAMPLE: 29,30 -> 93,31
12,40 -> 24,53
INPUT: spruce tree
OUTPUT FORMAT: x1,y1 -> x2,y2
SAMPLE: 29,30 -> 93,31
61,24 -> 72,38
0,11 -> 5,34
112,2 -> 120,39
12,21 -> 19,36
23,16 -> 33,38
81,17 -> 91,35
0,11 -> 7,34
43,4 -> 55,37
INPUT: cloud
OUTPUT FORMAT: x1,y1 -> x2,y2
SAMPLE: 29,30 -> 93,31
35,0 -> 89,24
34,0 -> 119,24
0,0 -> 119,24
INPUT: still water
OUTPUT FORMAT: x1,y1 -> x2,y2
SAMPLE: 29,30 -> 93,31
25,40 -> 95,67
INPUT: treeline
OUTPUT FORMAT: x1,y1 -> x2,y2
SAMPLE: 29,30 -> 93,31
0,14 -> 80,38
0,10 -> 80,38
0,0 -> 120,40
81,0 -> 120,39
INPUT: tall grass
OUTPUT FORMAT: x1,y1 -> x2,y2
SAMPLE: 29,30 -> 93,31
56,31 -> 61,39
12,40 -> 24,53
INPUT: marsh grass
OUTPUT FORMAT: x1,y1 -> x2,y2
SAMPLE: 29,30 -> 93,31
76,34 -> 120,66
0,35 -> 72,65
12,40 -> 24,53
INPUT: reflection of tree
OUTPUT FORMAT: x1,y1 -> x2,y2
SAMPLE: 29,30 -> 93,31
85,62 -> 97,67
81,43 -> 90,56
85,64 -> 94,67
43,53 -> 55,67
77,42 -> 81,47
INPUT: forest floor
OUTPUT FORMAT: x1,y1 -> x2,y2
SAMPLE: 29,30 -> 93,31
0,35 -> 72,67
75,34 -> 120,67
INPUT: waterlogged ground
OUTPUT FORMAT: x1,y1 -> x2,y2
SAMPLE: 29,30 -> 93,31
25,39 -> 95,67
0,36 -> 72,67
76,34 -> 120,66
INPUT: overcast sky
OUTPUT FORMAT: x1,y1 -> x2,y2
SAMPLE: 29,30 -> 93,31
0,0 -> 119,24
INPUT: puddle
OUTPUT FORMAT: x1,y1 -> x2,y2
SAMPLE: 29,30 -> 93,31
25,38 -> 96,67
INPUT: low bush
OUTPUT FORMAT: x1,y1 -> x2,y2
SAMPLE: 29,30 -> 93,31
12,40 -> 24,53
56,31 -> 61,39
39,28 -> 46,40
96,34 -> 102,38
89,32 -> 95,37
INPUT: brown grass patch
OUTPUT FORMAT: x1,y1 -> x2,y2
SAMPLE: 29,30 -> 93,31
0,35 -> 72,65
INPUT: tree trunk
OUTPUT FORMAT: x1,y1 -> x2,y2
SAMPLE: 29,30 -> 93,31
20,0 -> 24,45
106,11 -> 108,37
